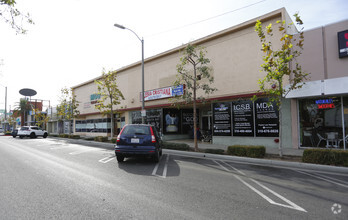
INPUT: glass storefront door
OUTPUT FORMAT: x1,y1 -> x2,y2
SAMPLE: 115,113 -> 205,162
299,96 -> 346,148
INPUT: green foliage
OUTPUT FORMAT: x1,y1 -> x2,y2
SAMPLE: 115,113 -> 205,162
254,13 -> 308,157
302,149 -> 348,167
204,148 -> 225,155
227,145 -> 266,158
94,69 -> 124,138
33,108 -> 49,129
94,69 -> 124,115
173,44 -> 217,104
0,0 -> 34,34
111,138 -> 117,144
173,44 -> 217,151
162,141 -> 190,151
57,87 -> 80,123
59,134 -> 69,138
253,13 -> 309,106
94,136 -> 109,142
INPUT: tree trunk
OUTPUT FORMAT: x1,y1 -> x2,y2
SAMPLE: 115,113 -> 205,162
193,65 -> 198,152
278,81 -> 283,158
278,102 -> 283,157
110,111 -> 114,139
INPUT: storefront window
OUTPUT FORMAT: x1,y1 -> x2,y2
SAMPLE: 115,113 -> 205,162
299,97 -> 343,148
75,118 -> 111,133
343,97 -> 348,149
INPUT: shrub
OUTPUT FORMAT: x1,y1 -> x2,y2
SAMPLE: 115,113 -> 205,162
68,135 -> 80,139
111,138 -> 117,144
59,134 -> 69,138
302,149 -> 348,167
49,134 -> 59,137
227,145 -> 265,158
204,148 -> 225,155
94,136 -> 109,142
162,141 -> 190,151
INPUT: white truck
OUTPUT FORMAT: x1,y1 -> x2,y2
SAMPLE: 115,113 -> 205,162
17,126 -> 48,139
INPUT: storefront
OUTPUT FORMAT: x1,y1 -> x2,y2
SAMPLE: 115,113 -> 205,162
298,96 -> 347,149
71,8 -> 347,152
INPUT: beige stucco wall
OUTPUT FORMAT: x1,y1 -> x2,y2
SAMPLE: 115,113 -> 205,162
324,20 -> 348,79
73,8 -> 290,116
296,19 -> 348,81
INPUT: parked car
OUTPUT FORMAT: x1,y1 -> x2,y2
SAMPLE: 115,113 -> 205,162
17,126 -> 48,139
115,124 -> 162,162
0,128 -> 4,133
12,129 -> 18,138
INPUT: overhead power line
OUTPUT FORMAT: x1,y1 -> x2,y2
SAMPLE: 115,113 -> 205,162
147,0 -> 267,38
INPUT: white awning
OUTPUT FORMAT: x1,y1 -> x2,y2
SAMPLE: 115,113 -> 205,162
285,76 -> 348,98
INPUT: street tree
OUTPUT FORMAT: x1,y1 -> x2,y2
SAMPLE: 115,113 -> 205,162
173,44 -> 217,152
0,0 -> 34,34
15,98 -> 31,126
254,13 -> 309,157
57,87 -> 80,134
33,108 -> 49,129
94,69 -> 124,139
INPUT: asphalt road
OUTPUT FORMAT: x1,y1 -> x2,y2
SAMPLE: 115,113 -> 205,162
1,136 -> 347,219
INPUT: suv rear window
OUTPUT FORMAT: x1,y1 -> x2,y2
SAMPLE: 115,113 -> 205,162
122,126 -> 151,135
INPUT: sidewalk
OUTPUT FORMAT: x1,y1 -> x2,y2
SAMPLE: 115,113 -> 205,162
167,139 -> 304,157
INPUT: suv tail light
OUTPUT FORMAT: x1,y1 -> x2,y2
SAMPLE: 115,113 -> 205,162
116,135 -> 120,142
117,126 -> 126,143
150,127 -> 156,143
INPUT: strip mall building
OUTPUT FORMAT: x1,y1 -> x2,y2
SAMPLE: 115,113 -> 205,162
69,8 -> 348,151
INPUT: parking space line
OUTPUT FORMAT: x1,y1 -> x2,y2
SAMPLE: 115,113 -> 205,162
99,155 -> 115,163
295,170 -> 348,188
69,148 -> 100,155
50,145 -> 72,150
214,160 -> 307,212
152,154 -> 169,178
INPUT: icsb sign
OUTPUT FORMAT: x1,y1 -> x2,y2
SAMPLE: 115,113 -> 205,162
141,85 -> 184,101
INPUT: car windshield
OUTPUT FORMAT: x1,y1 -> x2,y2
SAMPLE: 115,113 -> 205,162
20,127 -> 29,130
122,126 -> 150,135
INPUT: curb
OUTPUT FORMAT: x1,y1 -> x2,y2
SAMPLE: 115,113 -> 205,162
163,149 -> 348,174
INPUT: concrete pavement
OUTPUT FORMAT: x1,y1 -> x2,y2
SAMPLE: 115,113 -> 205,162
43,136 -> 348,174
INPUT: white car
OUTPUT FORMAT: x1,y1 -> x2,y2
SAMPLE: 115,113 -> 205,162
17,126 -> 48,139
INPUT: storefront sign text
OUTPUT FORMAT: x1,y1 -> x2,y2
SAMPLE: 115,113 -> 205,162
142,85 -> 184,101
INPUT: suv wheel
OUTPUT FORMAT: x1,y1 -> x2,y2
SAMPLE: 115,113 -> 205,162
30,132 -> 36,139
116,155 -> 125,162
43,133 -> 48,138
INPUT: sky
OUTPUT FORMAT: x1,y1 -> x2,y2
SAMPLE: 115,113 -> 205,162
0,0 -> 348,113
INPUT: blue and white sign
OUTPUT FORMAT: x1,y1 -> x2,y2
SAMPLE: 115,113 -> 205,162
141,85 -> 184,101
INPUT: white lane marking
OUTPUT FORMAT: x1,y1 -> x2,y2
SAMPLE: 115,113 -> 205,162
69,148 -> 100,155
162,154 -> 170,178
213,160 -> 307,212
250,178 -> 307,212
295,170 -> 348,188
50,145 -> 72,150
152,154 -> 169,178
99,155 -> 115,163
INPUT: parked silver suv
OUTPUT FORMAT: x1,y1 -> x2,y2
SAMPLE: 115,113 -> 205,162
17,126 -> 48,139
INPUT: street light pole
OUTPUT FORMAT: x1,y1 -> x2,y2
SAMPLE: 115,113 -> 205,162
114,23 -> 145,124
